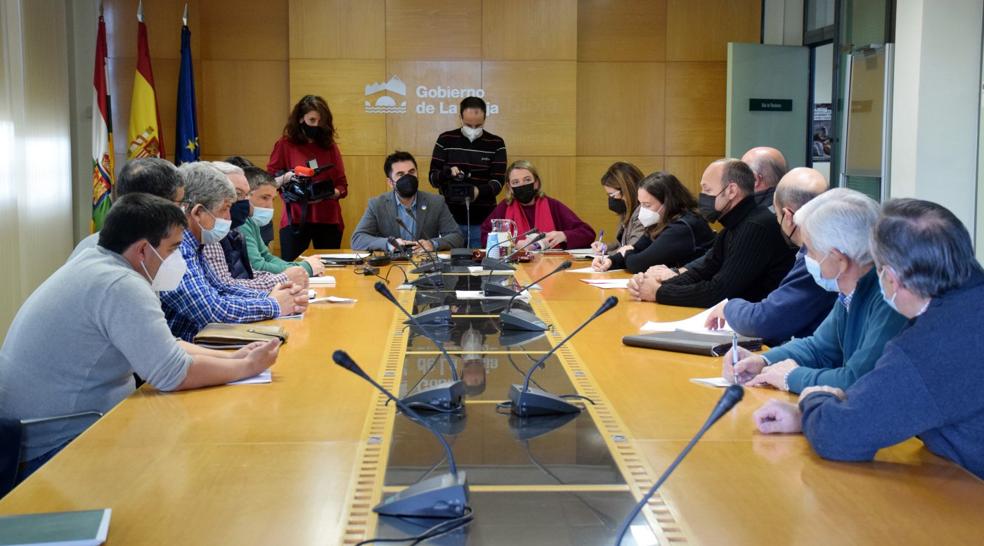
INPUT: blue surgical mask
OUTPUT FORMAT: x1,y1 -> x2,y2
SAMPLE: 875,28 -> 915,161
251,206 -> 274,227
199,208 -> 232,245
877,267 -> 899,312
805,252 -> 841,292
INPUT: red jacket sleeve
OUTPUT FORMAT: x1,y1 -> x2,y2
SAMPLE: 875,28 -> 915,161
266,138 -> 288,175
329,143 -> 348,200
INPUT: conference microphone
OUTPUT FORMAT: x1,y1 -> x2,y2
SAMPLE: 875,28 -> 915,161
613,385 -> 744,545
483,232 -> 549,298
332,350 -> 469,518
500,260 -> 573,331
375,281 -> 464,412
389,229 -> 445,289
507,296 -> 618,416
481,228 -> 538,271
397,214 -> 449,274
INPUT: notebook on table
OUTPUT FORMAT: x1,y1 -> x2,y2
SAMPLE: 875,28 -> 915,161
193,324 -> 288,349
0,508 -> 111,546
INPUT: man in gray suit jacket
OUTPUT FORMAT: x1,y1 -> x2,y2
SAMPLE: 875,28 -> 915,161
351,151 -> 464,252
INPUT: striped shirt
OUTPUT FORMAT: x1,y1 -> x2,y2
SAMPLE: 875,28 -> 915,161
160,229 -> 281,341
428,128 -> 507,225
201,239 -> 290,292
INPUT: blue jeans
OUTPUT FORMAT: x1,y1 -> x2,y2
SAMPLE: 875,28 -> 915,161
459,224 -> 483,249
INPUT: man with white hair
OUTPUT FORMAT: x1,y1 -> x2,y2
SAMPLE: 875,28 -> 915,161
752,199 -> 984,479
201,161 -> 311,291
741,146 -> 787,211
160,162 -> 309,342
722,188 -> 908,393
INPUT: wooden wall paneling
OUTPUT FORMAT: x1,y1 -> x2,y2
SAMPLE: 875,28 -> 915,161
202,60 -> 290,157
104,0 -> 197,60
338,155 -> 393,244
481,61 -> 577,157
288,0 -> 385,60
575,156 -> 665,237
664,155 -> 721,196
482,0 -> 577,61
289,60 -> 387,156
664,62 -> 727,157
576,62 -> 665,156
385,0 -> 482,60
665,0 -> 761,61
383,61 -> 483,156
577,0 -> 666,62
201,0 -> 288,61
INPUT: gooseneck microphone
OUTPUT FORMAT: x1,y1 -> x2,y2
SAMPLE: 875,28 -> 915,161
375,281 -> 464,412
481,228 -> 538,271
500,260 -> 573,331
483,232 -> 548,297
613,385 -> 744,545
508,296 -> 618,416
397,215 -> 449,274
332,350 -> 469,518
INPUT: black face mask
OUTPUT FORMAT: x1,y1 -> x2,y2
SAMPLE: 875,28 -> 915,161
511,183 -> 537,204
779,212 -> 799,248
229,199 -> 251,230
394,174 -> 419,199
698,192 -> 722,223
608,195 -> 627,215
300,123 -> 324,140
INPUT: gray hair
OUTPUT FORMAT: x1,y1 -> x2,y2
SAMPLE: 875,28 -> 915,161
794,187 -> 879,264
210,161 -> 245,176
178,162 -> 236,212
870,198 -> 983,298
746,155 -> 787,189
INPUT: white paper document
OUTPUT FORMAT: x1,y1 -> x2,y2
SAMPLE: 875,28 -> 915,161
308,275 -> 337,286
317,253 -> 367,260
467,266 -> 515,275
580,278 -> 630,289
228,370 -> 272,386
310,296 -> 357,304
567,248 -> 597,257
566,266 -> 624,274
456,290 -> 531,301
639,301 -> 733,335
690,377 -> 733,388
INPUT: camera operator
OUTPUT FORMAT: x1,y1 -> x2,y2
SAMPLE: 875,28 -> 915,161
266,95 -> 348,261
428,96 -> 507,248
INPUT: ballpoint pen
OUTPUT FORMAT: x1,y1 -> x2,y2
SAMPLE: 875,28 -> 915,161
595,229 -> 607,256
731,332 -> 740,385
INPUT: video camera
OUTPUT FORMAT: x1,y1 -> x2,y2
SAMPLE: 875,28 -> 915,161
280,165 -> 335,206
445,168 -> 473,204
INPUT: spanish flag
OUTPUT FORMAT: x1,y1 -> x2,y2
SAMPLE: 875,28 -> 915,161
91,12 -> 114,231
127,1 -> 164,160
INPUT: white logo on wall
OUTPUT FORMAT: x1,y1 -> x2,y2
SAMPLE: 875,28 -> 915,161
364,74 -> 499,116
364,75 -> 407,114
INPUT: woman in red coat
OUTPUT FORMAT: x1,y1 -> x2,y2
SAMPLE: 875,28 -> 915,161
267,95 -> 348,260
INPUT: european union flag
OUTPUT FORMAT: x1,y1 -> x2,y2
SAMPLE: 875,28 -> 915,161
175,22 -> 198,165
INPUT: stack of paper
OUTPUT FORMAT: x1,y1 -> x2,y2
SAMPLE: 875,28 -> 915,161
467,266 -> 515,275
309,275 -> 337,286
227,370 -> 272,386
455,290 -> 531,301
309,296 -> 357,304
580,278 -> 630,289
690,377 -> 733,388
565,266 -> 624,274
639,301 -> 732,335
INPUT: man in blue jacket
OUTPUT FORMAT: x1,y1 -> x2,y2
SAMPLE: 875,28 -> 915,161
752,199 -> 984,479
705,167 -> 836,346
722,188 -> 908,393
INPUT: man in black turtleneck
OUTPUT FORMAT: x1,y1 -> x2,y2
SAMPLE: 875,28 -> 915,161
628,159 -> 795,308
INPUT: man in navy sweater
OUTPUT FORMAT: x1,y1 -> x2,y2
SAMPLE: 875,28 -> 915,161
752,199 -> 984,479
704,167 -> 836,346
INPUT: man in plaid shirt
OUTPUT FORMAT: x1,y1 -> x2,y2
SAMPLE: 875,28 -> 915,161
161,162 -> 308,342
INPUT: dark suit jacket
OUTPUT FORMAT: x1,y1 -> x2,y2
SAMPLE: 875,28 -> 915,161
351,190 -> 464,251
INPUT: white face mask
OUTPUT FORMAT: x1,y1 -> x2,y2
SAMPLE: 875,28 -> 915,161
462,126 -> 483,142
638,205 -> 663,228
141,245 -> 187,293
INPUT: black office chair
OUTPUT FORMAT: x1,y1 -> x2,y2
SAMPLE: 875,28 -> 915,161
0,411 -> 103,499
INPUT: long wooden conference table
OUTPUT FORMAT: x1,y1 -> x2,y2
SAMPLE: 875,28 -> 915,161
1,253 -> 982,545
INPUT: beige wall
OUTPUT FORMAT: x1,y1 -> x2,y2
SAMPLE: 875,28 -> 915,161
102,0 -> 760,249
